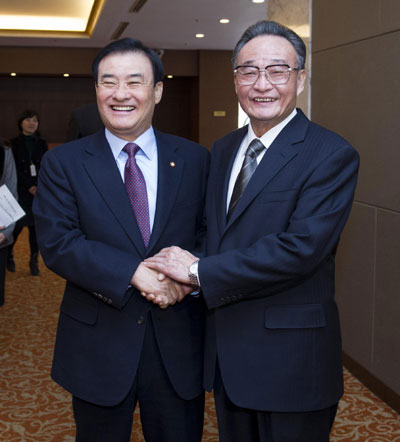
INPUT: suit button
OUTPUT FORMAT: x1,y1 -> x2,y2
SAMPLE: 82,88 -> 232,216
137,315 -> 145,325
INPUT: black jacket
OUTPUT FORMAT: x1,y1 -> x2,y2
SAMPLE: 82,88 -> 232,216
11,134 -> 48,224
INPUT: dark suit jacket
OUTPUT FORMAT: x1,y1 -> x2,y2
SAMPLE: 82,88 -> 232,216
199,110 -> 359,412
33,129 -> 209,406
66,102 -> 104,141
10,134 -> 48,224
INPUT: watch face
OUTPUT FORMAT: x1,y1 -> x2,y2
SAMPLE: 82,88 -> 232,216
190,261 -> 198,275
189,261 -> 199,285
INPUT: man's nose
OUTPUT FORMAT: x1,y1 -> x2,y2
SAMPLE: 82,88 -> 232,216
112,86 -> 131,100
253,70 -> 274,89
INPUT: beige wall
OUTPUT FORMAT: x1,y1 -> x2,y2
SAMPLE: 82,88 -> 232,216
267,0 -> 310,116
312,0 -> 400,395
198,50 -> 238,149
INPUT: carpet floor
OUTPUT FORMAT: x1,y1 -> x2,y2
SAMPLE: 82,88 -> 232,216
1,230 -> 400,441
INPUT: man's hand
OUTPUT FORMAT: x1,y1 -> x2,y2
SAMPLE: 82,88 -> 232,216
131,263 -> 187,309
144,246 -> 198,285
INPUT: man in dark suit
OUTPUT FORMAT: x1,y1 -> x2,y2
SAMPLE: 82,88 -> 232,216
66,102 -> 104,141
145,21 -> 360,441
33,38 -> 209,442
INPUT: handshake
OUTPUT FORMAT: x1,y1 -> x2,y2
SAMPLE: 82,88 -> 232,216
130,246 -> 199,309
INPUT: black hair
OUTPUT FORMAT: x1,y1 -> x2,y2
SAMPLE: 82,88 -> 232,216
233,20 -> 306,70
92,38 -> 164,86
17,109 -> 39,133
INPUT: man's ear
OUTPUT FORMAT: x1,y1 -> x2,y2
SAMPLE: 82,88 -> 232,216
233,74 -> 238,95
154,82 -> 163,104
296,70 -> 306,96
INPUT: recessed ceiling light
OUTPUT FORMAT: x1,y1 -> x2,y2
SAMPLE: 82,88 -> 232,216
10,73 -> 16,77
63,73 -> 70,77
219,19 -> 230,24
167,75 -> 173,79
252,0 -> 265,3
195,33 -> 205,38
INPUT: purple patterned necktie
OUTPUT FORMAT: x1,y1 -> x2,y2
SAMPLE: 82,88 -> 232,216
123,143 -> 151,247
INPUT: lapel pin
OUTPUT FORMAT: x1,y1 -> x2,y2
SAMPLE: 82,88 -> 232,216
170,161 -> 176,168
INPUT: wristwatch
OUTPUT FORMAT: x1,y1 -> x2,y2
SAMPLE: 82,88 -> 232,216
188,260 -> 200,286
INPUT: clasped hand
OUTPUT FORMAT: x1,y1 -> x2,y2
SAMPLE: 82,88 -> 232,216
132,247 -> 198,309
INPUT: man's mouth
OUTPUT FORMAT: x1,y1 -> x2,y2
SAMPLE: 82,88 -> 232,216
253,98 -> 276,102
111,106 -> 136,111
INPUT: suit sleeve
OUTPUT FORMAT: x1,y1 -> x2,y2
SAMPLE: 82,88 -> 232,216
33,151 -> 141,310
199,141 -> 360,309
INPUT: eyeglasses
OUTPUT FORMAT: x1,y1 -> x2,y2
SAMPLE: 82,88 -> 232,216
98,79 -> 152,90
234,64 -> 300,85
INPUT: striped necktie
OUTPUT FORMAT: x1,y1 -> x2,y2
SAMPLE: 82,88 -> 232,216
227,138 -> 265,220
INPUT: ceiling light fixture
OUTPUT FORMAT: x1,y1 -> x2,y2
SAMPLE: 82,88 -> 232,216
63,73 -> 70,77
252,0 -> 265,3
0,0 -> 105,37
195,33 -> 205,38
219,19 -> 230,24
10,73 -> 16,77
167,75 -> 173,79
0,15 -> 90,32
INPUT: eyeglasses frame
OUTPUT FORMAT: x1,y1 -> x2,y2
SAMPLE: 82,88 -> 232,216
233,64 -> 301,85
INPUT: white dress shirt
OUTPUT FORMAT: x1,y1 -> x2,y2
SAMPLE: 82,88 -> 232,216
106,127 -> 158,231
226,109 -> 298,213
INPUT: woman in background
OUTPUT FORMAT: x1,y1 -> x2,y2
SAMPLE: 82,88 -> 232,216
0,138 -> 17,305
7,110 -> 48,276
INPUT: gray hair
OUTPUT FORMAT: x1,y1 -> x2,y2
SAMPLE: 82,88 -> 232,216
232,20 -> 306,70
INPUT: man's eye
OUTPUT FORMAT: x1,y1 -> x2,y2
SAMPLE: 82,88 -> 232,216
270,69 -> 286,74
241,69 -> 257,76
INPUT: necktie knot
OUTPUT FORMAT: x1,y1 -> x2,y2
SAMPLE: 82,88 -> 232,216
123,142 -> 140,157
246,139 -> 265,159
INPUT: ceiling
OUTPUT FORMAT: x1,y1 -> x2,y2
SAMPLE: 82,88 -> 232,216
0,0 -> 269,51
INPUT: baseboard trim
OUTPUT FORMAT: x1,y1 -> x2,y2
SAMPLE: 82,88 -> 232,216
343,352 -> 400,414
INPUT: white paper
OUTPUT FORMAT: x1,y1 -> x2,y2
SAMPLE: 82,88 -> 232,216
0,184 -> 25,227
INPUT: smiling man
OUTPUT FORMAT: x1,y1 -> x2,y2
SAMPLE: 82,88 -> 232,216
144,21 -> 360,441
33,38 -> 209,442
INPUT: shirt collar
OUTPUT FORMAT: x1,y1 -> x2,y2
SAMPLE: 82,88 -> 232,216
105,126 -> 157,161
247,108 -> 297,148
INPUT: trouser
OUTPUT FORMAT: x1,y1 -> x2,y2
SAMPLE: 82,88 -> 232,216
72,315 -> 204,442
9,222 -> 39,258
214,361 -> 338,442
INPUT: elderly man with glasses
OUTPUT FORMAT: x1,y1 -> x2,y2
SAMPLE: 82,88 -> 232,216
145,20 -> 360,442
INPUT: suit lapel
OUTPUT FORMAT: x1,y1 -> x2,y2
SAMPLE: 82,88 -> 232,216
82,131 -> 147,256
214,127 -> 247,235
146,130 -> 184,255
224,110 -> 309,231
